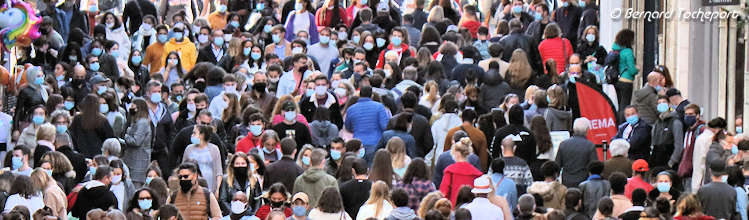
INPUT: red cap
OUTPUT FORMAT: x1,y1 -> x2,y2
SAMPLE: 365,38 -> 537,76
632,159 -> 649,172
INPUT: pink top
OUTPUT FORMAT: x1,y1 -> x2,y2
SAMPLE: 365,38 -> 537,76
271,113 -> 310,127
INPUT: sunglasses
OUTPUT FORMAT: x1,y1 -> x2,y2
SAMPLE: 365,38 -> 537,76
178,175 -> 191,179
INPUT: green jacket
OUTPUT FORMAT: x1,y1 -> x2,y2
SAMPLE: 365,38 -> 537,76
612,43 -> 638,81
293,168 -> 338,207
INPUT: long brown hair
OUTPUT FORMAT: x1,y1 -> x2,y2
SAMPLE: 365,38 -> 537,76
507,49 -> 532,88
530,116 -> 552,155
369,149 -> 393,188
75,94 -> 106,130
221,92 -> 241,122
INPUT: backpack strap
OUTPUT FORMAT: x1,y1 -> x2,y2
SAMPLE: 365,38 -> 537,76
169,191 -> 177,204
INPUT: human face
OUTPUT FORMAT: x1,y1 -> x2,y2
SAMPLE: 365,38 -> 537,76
177,169 -> 196,182
270,192 -> 286,203
233,192 -> 248,203
54,115 -> 69,127
192,127 -> 204,142
330,142 -> 344,152
106,14 -> 116,25
263,139 -> 277,150
656,174 -> 671,185
250,120 -> 264,128
233,157 -> 248,168
195,100 -> 208,110
147,170 -> 159,179
33,108 -> 46,119
507,97 -> 519,107
624,107 -> 638,118
568,55 -> 581,65
112,168 -> 123,177
157,28 -> 169,36
41,162 -> 52,170
295,58 -> 308,70
138,190 -> 153,201
54,64 -> 65,77
12,150 -> 25,162
248,156 -> 259,172
196,114 -> 212,125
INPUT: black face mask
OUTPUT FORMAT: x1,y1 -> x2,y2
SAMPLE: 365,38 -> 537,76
179,179 -> 193,192
233,166 -> 248,179
252,82 -> 266,92
270,200 -> 285,208
40,27 -> 50,35
194,81 -> 206,92
298,66 -> 308,73
72,78 -> 85,86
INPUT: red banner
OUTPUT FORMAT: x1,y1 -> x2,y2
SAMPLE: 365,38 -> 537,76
575,83 -> 618,146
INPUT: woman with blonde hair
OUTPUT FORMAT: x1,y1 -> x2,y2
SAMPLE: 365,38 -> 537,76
33,123 -> 56,168
506,49 -> 534,96
432,198 -> 453,218
271,95 -> 309,127
30,168 -> 67,219
521,85 -> 539,111
544,84 -> 573,131
356,181 -> 394,220
427,6 -> 445,25
295,144 -> 315,169
439,137 -> 482,205
41,151 -> 76,194
420,81 -> 440,111
417,189 -> 444,218
387,137 -> 411,179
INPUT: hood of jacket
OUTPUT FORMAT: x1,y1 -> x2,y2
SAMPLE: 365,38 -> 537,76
389,207 -> 418,219
612,43 -> 623,51
310,120 -> 334,133
301,168 -> 328,183
547,108 -> 572,120
508,105 -> 525,125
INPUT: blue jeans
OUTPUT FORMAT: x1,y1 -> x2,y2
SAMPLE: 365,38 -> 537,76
364,145 -> 377,166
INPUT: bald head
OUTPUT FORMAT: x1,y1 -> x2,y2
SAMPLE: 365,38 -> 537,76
647,72 -> 663,86
501,136 -> 516,154
73,64 -> 87,79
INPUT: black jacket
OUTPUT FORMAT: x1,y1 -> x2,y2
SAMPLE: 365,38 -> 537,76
479,68 -> 512,109
389,109 -> 434,158
98,54 -> 121,82
122,0 -> 158,35
71,183 -> 118,220
61,81 -> 92,106
576,42 -> 607,71
69,116 -> 115,158
262,156 -> 304,191
577,5 -> 599,38
197,45 -> 224,65
613,120 -> 652,161
298,93 -> 343,129
499,31 -> 542,72
553,5 -> 583,46
339,179 -> 372,218
57,145 -> 88,184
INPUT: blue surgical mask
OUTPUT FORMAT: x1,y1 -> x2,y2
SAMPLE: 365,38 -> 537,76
737,126 -> 744,134
657,103 -> 669,113
330,149 -> 341,160
264,24 -> 272,33
190,136 -> 201,145
292,205 -> 307,217
305,88 -> 314,97
360,0 -> 367,4
390,36 -> 401,46
214,37 -> 224,46
320,36 -> 330,44
534,13 -> 542,21
91,47 -> 103,56
295,2 -> 303,11
732,145 -> 739,155
684,115 -> 697,127
585,34 -> 596,42
230,21 -> 240,28
376,38 -> 386,48
56,75 -> 65,81
250,125 -> 263,136
97,85 -> 107,95
173,32 -> 184,40
34,77 -> 44,85
251,52 -> 262,60
357,149 -> 365,158
89,166 -> 96,175
654,85 -> 663,92
131,55 -> 143,65
139,199 -> 153,210
302,156 -> 310,165
243,47 -> 252,56
578,0 -> 586,7
56,124 -> 68,134
44,169 -> 53,176
110,50 -> 120,58
352,35 -> 361,44
99,103 -> 109,113
262,147 -> 274,154
11,157 -> 22,170
656,182 -> 670,193
158,34 -> 169,43
562,1 -> 569,7
512,5 -> 522,14
150,93 -> 162,103
284,111 -> 296,121
722,175 -> 729,182
256,3 -> 265,10
89,62 -> 100,71
145,177 -> 153,184
272,34 -> 281,43
363,42 -> 374,50
626,115 -> 639,125
64,101 -> 74,110
218,4 -> 227,12
32,115 -> 45,125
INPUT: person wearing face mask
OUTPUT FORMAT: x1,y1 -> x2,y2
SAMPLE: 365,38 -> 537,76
108,160 -> 137,210
501,0 -> 533,32
375,27 -> 414,69
246,73 -> 278,119
125,188 -> 161,220
9,146 -> 32,176
525,4 -> 551,44
255,183 -> 293,219
162,25 -> 198,71
13,67 -> 48,131
613,106 -> 652,162
100,12 -> 132,63
171,110 -> 228,176
143,25 -> 171,74
225,191 -> 254,219
283,0 -> 319,45
697,159 -> 738,220
675,104 -> 705,189
208,75 -> 239,119
88,39 -> 121,80
218,153 -> 263,216
197,29 -> 226,65
167,162 -> 222,220
308,28 -> 340,76
277,54 -> 313,97
141,80 -> 178,176
706,130 -> 741,180
576,26 -> 607,73
561,54 -> 597,87
647,171 -> 680,203
287,192 -> 311,220
272,101 -> 313,148
299,75 -> 343,128
207,0 -> 229,31
122,98 -> 153,185
71,166 -> 118,220
650,96 -> 684,168
182,124 -> 224,193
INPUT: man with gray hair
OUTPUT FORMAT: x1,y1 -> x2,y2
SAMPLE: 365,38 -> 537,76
392,66 -> 422,97
555,117 -> 599,188
602,139 -> 633,179
516,194 -> 540,220
501,135 -> 534,195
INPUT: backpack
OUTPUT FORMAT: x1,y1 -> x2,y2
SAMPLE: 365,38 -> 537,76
169,187 -> 213,216
603,50 -> 621,84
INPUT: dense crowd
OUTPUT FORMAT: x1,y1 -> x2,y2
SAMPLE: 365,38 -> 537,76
0,0 -> 741,219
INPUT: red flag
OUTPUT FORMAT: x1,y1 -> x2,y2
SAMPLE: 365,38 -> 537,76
570,82 -> 618,160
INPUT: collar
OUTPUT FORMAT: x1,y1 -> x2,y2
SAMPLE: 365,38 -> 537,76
37,140 -> 55,150
309,92 -> 336,107
586,174 -> 602,181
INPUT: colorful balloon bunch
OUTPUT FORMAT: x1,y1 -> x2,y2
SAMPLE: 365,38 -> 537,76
0,0 -> 42,51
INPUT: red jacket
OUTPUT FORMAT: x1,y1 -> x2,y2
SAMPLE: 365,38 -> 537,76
624,175 -> 654,200
460,20 -> 482,39
538,37 -> 574,75
376,43 -> 413,68
439,161 -> 483,206
235,132 -> 263,154
315,7 -> 348,30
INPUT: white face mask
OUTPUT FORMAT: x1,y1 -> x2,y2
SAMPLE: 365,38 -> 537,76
111,175 -> 122,184
231,200 -> 247,214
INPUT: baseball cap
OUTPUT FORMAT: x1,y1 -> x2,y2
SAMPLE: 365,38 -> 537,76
471,176 -> 492,194
632,159 -> 649,172
282,101 -> 296,111
89,75 -> 109,85
292,192 -> 309,204
665,88 -> 681,98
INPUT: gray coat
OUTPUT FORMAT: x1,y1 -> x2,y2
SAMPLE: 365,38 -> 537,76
122,118 -> 152,184
556,136 -> 599,188
631,86 -> 659,124
579,178 -> 611,217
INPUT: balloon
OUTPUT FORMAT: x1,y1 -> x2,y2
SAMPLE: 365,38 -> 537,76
0,0 -> 41,51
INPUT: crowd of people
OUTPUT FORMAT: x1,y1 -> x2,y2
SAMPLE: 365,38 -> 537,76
0,0 -> 741,219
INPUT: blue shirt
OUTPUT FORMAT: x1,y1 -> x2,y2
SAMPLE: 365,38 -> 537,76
344,98 -> 390,146
491,173 -> 518,209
